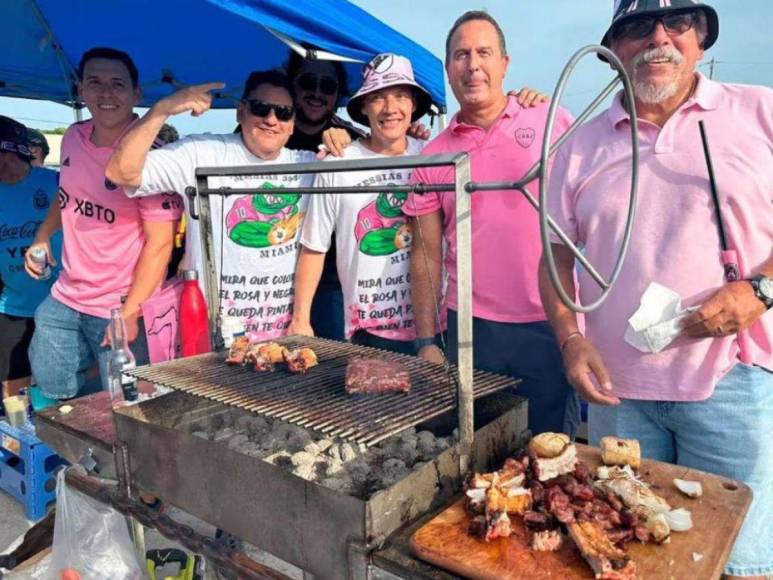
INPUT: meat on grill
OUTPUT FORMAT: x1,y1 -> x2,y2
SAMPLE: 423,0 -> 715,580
225,336 -> 251,365
345,358 -> 411,394
283,348 -> 318,374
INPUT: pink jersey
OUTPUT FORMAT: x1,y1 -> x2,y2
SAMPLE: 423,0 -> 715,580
354,201 -> 403,242
404,97 -> 574,323
548,74 -> 773,401
52,119 -> 182,318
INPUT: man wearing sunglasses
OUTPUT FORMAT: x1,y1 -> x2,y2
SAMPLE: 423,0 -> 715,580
541,1 -> 773,577
107,70 -> 317,342
283,53 -> 368,344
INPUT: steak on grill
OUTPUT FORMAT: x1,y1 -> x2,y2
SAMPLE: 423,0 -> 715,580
345,358 -> 411,394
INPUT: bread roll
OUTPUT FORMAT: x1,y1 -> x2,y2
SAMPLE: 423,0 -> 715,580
600,436 -> 641,469
528,432 -> 570,459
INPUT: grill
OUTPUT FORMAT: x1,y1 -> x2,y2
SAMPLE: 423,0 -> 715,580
126,335 -> 516,447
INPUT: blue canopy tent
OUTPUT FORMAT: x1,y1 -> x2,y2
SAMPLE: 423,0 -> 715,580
0,0 -> 446,115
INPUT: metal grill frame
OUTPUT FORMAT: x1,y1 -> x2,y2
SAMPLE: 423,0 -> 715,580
126,336 -> 517,446
186,50 -> 639,472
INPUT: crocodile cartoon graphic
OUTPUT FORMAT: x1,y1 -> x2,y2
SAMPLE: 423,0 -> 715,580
226,183 -> 303,248
355,190 -> 412,256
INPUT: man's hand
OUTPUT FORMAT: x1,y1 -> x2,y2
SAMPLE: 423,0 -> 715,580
407,121 -> 431,141
102,310 -> 141,347
507,87 -> 549,108
287,318 -> 315,337
417,344 -> 445,365
681,281 -> 767,338
562,336 -> 620,406
24,239 -> 56,279
152,82 -> 225,118
320,127 -> 352,158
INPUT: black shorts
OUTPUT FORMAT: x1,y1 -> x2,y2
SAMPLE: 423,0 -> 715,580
0,313 -> 35,381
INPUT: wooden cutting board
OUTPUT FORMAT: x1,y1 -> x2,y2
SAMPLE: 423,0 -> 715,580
410,445 -> 751,579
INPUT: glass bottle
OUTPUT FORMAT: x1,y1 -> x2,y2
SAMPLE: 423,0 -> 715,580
107,308 -> 139,403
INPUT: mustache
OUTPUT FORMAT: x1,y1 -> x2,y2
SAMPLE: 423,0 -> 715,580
633,46 -> 684,68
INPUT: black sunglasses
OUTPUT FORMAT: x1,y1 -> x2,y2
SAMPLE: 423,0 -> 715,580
295,73 -> 338,96
243,99 -> 295,121
611,10 -> 698,41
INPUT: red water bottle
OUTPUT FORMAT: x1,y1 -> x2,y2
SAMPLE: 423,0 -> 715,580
180,270 -> 211,356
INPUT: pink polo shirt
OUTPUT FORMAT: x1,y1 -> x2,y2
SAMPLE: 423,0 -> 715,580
53,119 -> 182,318
404,96 -> 574,322
548,73 -> 773,401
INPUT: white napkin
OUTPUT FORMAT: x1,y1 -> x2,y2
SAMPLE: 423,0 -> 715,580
624,282 -> 697,353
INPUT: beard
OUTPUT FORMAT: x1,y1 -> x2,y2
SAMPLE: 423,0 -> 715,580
295,103 -> 335,128
632,46 -> 685,104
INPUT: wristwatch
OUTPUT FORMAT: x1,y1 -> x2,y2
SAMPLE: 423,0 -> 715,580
413,337 -> 438,353
749,274 -> 773,309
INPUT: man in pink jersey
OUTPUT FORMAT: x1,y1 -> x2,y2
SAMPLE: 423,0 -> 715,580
404,11 -> 579,435
24,47 -> 181,399
540,1 -> 772,576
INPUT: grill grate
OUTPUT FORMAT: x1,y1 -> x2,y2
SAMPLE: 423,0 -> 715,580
125,336 -> 517,446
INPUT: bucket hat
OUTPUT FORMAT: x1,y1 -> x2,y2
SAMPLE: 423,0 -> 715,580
346,53 -> 432,127
601,0 -> 718,51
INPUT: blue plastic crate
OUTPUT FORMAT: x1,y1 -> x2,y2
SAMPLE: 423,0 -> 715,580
0,420 -> 68,520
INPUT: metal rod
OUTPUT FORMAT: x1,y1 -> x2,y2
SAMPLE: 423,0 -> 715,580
454,155 -> 474,475
194,152 -> 468,179
519,75 -> 622,185
698,120 -> 729,250
196,174 -> 224,349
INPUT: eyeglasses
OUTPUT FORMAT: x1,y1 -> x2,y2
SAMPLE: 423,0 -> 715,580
295,73 -> 338,96
242,99 -> 295,121
611,10 -> 698,41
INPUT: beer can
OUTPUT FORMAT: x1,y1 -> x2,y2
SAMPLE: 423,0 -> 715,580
30,247 -> 51,280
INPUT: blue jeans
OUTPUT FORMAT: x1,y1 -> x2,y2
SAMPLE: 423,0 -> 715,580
447,310 -> 580,437
29,295 -> 149,400
589,363 -> 773,576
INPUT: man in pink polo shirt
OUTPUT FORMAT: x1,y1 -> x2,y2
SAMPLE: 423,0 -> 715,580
540,1 -> 772,576
24,47 -> 181,399
404,10 -> 578,435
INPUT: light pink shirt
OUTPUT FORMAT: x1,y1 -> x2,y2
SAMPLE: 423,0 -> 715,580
404,96 -> 574,323
53,119 -> 182,318
548,74 -> 773,401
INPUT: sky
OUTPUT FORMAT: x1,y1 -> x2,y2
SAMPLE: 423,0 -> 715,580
2,0 -> 771,137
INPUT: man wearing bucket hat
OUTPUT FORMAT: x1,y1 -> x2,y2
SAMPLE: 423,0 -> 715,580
404,10 -> 579,436
542,1 -> 773,576
0,116 -> 61,402
290,53 -> 431,353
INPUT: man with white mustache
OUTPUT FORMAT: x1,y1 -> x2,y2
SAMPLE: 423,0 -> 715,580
541,1 -> 773,577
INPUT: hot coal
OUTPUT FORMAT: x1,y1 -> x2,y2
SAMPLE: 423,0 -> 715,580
187,412 -> 455,499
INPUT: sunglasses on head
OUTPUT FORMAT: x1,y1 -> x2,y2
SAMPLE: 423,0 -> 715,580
611,10 -> 698,41
295,73 -> 338,96
243,99 -> 295,121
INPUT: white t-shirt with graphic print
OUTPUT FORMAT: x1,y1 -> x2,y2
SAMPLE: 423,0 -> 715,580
129,133 -> 315,340
301,137 -> 424,341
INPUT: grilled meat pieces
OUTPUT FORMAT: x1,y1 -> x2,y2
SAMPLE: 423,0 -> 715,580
345,357 -> 411,394
283,348 -> 318,374
567,521 -> 636,579
225,335 -> 251,365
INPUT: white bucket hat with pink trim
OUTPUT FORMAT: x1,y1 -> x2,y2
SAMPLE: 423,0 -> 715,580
346,53 -> 432,127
